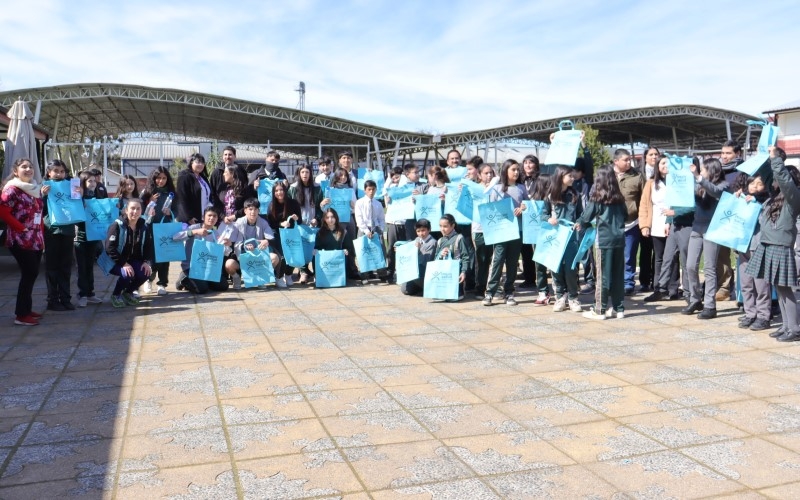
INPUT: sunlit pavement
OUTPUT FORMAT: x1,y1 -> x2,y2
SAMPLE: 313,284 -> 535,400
2,255 -> 800,499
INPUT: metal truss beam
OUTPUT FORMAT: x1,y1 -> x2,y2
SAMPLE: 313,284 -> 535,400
0,84 -> 432,146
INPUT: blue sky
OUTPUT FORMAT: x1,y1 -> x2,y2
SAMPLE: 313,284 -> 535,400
1,0 -> 798,134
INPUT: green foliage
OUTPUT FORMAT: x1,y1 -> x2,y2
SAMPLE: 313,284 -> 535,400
205,142 -> 221,177
170,157 -> 186,180
575,123 -> 611,172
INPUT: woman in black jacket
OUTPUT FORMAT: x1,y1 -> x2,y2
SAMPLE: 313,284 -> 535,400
105,199 -> 153,307
175,153 -> 212,225
266,182 -> 302,287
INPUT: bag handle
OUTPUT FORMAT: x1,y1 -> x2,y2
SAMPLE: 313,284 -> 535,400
558,120 -> 575,131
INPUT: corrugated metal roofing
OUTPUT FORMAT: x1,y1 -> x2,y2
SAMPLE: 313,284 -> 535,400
764,100 -> 800,113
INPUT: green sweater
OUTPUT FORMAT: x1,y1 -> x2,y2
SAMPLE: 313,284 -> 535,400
577,201 -> 627,249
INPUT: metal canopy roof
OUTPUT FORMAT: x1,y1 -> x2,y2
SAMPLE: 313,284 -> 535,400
437,105 -> 761,151
0,83 -> 431,155
0,83 -> 762,155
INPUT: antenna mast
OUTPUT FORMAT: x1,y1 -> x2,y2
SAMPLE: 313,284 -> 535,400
295,81 -> 306,111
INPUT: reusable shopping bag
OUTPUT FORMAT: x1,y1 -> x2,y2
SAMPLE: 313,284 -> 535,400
83,198 -> 117,241
280,226 -> 306,268
423,255 -> 460,301
738,122 -> 780,176
152,220 -> 186,263
314,249 -> 347,288
357,168 -> 385,198
239,248 -> 275,287
188,239 -> 224,282
665,155 -> 696,208
45,180 -> 86,225
544,121 -> 582,166
444,183 -> 471,224
479,198 -> 519,245
414,193 -> 443,222
394,241 -> 419,284
521,200 -> 545,244
327,188 -> 354,223
705,191 -> 761,253
354,233 -> 386,273
257,178 -> 276,215
297,224 -> 319,264
532,219 -> 574,272
571,226 -> 596,270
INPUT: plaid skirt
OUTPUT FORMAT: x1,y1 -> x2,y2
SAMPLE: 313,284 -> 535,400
744,243 -> 796,287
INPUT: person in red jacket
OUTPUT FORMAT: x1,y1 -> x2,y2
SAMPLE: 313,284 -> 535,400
1,158 -> 45,326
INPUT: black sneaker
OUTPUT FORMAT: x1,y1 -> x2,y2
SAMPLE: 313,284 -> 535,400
681,301 -> 703,315
47,302 -> 67,311
61,301 -> 76,311
697,308 -> 717,320
580,284 -> 595,295
738,316 -> 756,328
643,291 -> 664,302
749,318 -> 771,331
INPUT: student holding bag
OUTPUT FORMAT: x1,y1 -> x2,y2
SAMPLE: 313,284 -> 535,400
483,159 -> 528,307
141,166 -> 176,296
105,199 -> 153,308
434,214 -> 469,302
746,148 -> 800,342
542,165 -> 583,313
173,206 -> 238,294
41,159 -> 78,311
575,165 -> 628,320
735,173 -> 772,331
683,158 -> 728,319
75,170 -> 106,307
314,208 -> 360,284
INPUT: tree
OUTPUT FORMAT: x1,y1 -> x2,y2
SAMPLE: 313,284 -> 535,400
575,123 -> 611,173
170,157 -> 186,180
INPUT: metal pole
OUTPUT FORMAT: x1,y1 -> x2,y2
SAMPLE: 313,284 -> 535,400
391,140 -> 400,169
373,137 -> 383,173
725,119 -> 732,140
103,136 -> 108,185
493,141 -> 497,167
672,127 -> 679,150
318,140 -> 322,159
366,141 -> 371,170
159,141 -> 164,167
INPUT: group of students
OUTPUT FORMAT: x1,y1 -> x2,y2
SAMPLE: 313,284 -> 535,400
3,141 -> 800,342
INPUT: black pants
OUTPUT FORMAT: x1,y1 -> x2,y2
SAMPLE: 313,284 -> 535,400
455,224 -> 475,291
473,232 -> 493,295
10,245 -> 42,317
639,235 -> 654,288
520,243 -> 535,284
148,262 -> 170,286
385,223 -> 407,273
75,241 -> 99,298
44,232 -> 73,304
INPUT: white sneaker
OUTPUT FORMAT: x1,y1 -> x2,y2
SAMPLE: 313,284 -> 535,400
132,291 -> 140,299
505,294 -> 517,306
143,281 -> 152,294
78,297 -> 88,308
569,298 -> 583,312
285,274 -> 294,287
605,309 -> 625,319
276,276 -> 288,289
552,295 -> 568,312
157,285 -> 167,296
86,296 -> 102,304
232,274 -> 242,290
582,308 -> 606,320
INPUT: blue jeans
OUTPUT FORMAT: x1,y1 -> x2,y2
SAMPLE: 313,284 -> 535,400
623,226 -> 641,290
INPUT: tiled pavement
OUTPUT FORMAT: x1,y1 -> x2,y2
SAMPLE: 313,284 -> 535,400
2,256 -> 800,499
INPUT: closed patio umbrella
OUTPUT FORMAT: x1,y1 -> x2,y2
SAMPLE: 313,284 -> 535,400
3,99 -> 41,183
